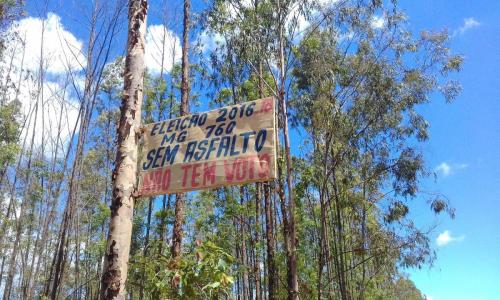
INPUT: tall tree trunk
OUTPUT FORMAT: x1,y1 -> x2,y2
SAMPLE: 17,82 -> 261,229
158,34 -> 176,255
254,184 -> 262,300
239,187 -> 250,300
140,196 -> 154,299
277,0 -> 299,297
47,2 -> 100,293
170,0 -> 190,260
254,35 -> 264,300
330,172 -> 349,300
27,78 -> 67,300
100,0 -> 147,298
317,135 -> 333,299
3,89 -> 39,300
264,183 -> 277,299
278,1 -> 299,300
360,181 -> 368,300
2,23 -> 44,296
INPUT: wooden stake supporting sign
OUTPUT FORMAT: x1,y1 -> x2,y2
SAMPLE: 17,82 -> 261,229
138,97 -> 277,196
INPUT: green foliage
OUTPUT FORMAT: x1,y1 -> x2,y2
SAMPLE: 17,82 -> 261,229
365,274 -> 426,300
0,0 -> 458,298
129,239 -> 235,299
100,56 -> 125,95
0,98 -> 21,166
0,0 -> 23,53
287,1 -> 461,296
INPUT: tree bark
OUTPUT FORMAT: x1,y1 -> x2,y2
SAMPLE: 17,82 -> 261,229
264,183 -> 278,299
100,1 -> 147,299
140,196 -> 154,299
254,184 -> 262,300
277,0 -> 299,297
2,31 -> 42,298
239,187 -> 250,300
170,0 -> 190,260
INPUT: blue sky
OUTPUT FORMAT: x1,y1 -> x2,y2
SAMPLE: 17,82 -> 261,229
400,1 -> 500,300
20,0 -> 500,299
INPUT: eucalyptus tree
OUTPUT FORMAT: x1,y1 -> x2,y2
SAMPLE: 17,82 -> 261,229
291,1 -> 461,298
171,0 -> 192,262
0,97 -> 21,184
0,0 -> 23,198
100,0 -> 148,298
200,0 -> 460,299
0,0 -> 461,298
42,1 -> 127,298
202,0 -> 315,297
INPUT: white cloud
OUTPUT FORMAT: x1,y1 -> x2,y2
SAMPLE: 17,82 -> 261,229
198,30 -> 225,54
436,230 -> 465,247
241,0 -> 253,7
435,162 -> 468,177
371,15 -> 386,29
286,3 -> 309,39
454,17 -> 481,36
145,24 -> 182,75
337,31 -> 354,43
316,0 -> 340,7
435,162 -> 452,177
14,76 -> 80,152
11,12 -> 86,74
197,0 -> 342,65
217,0 -> 254,24
1,13 -> 81,152
425,296 -> 433,300
227,0 -> 253,20
228,0 -> 310,42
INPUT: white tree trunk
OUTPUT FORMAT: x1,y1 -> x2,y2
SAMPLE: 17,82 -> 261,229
100,1 -> 148,299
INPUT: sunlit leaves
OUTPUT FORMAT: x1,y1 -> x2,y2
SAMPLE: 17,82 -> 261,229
129,239 -> 235,299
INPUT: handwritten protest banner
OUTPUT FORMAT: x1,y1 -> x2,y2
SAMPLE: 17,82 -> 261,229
138,97 -> 277,196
